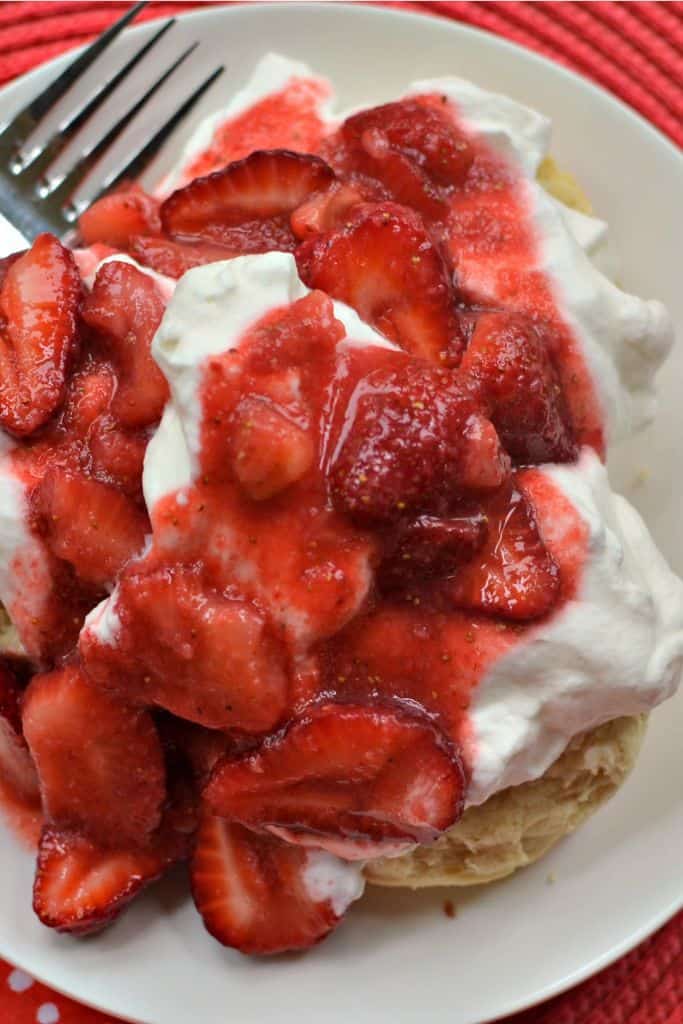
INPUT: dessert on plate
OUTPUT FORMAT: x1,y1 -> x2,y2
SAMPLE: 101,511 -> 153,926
0,52 -> 680,954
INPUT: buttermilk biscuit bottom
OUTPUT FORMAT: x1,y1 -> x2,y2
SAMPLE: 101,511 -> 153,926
365,715 -> 647,888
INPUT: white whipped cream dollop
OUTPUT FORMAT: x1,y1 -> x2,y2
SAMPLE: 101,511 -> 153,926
303,850 -> 366,915
468,448 -> 683,805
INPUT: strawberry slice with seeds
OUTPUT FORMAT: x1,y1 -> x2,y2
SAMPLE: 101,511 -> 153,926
82,260 -> 168,428
296,202 -> 463,363
191,816 -> 362,955
448,483 -> 560,620
37,468 -> 148,588
22,664 -> 165,847
0,234 -> 80,436
379,511 -> 488,591
33,826 -> 171,934
0,663 -> 40,804
461,312 -> 577,465
343,100 -> 474,191
128,235 -> 235,278
330,360 -> 509,525
205,702 -> 465,853
80,567 -> 289,734
78,185 -> 161,249
161,149 -> 336,252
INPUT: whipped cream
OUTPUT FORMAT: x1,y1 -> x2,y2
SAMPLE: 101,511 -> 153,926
302,850 -> 366,915
468,447 -> 683,805
0,464 -> 52,657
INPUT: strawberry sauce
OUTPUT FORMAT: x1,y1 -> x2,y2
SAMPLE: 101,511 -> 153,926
183,78 -> 331,184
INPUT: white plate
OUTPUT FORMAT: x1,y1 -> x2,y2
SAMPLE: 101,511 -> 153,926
0,5 -> 681,1023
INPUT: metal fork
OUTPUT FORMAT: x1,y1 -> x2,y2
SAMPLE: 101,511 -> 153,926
0,2 -> 223,245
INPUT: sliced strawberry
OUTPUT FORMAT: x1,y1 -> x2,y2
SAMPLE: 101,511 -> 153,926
290,181 -> 373,240
191,816 -> 361,955
205,702 -> 465,852
448,483 -> 560,620
80,567 -> 289,734
379,511 -> 488,591
128,235 -> 235,278
339,100 -> 473,219
229,395 -> 315,500
330,360 -> 509,525
37,468 -> 147,588
0,663 -> 40,804
343,99 -> 474,189
82,260 -> 168,428
22,664 -> 165,847
0,234 -> 80,436
296,202 -> 463,364
78,185 -> 161,249
161,150 -> 336,252
460,312 -> 577,465
33,826 -> 171,934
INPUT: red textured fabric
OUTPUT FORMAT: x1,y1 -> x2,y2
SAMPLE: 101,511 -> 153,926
0,2 -> 680,1023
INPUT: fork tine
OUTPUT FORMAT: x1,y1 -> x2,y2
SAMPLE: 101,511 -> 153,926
13,18 -> 176,177
38,42 -> 199,202
55,64 -> 225,236
0,3 -> 148,153
42,55 -> 223,227
95,65 -> 225,199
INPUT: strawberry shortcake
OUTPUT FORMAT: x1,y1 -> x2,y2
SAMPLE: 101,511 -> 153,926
0,54 -> 680,955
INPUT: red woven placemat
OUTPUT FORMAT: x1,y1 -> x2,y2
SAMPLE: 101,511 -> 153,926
0,3 -> 680,1023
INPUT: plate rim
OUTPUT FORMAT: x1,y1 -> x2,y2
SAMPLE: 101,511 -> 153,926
0,4 -> 680,1023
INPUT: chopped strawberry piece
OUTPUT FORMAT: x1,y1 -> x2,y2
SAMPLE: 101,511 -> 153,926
191,817 -> 360,955
330,360 -> 509,524
22,665 -> 165,847
229,395 -> 315,500
37,468 -> 147,588
0,251 -> 22,289
290,181 -> 373,240
161,149 -> 336,252
205,702 -> 465,852
460,312 -> 577,464
0,663 -> 40,803
0,234 -> 80,436
338,99 -> 473,218
379,511 -> 488,591
128,235 -> 234,278
88,418 -> 147,497
296,202 -> 463,363
78,185 -> 161,249
61,363 -> 116,435
82,261 -> 168,428
80,567 -> 289,733
33,826 -> 170,934
448,483 -> 560,620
